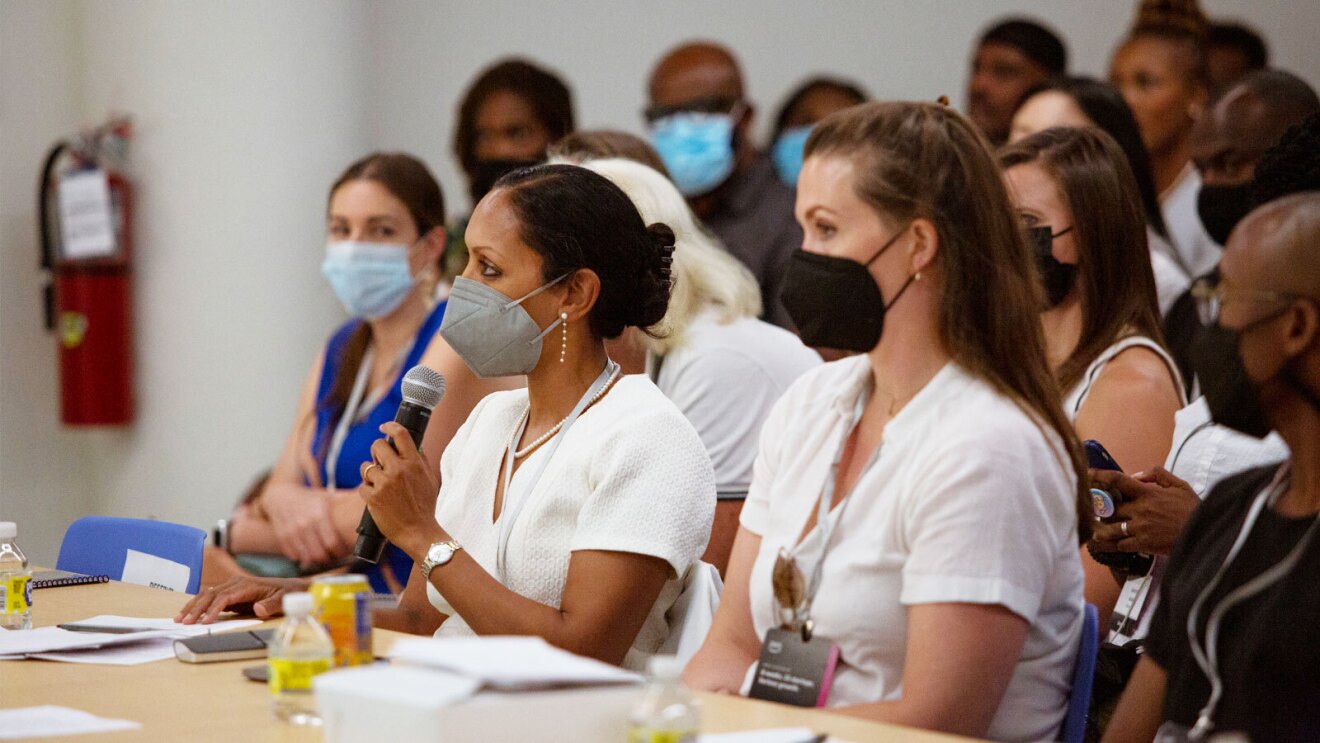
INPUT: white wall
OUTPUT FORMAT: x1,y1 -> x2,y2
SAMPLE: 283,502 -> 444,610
0,0 -> 95,566
369,0 -> 1320,217
1,1 -> 1317,564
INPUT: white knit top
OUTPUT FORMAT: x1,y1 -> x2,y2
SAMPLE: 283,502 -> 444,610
425,374 -> 716,670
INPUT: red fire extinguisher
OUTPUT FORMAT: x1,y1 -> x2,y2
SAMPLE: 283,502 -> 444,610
39,117 -> 135,426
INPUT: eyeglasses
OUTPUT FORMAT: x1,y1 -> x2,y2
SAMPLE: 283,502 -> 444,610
642,96 -> 741,125
1190,276 -> 1302,326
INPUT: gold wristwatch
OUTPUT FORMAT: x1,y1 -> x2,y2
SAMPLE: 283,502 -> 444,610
420,539 -> 462,578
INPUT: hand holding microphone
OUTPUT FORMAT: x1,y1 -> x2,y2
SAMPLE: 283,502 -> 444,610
354,365 -> 446,563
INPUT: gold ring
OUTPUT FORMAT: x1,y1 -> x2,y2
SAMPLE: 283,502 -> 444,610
1120,521 -> 1130,537
364,463 -> 379,480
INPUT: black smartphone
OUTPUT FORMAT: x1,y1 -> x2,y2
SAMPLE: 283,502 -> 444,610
1084,439 -> 1124,520
173,629 -> 275,663
1083,439 -> 1154,576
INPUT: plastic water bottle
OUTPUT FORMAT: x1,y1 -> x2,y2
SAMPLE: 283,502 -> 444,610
627,655 -> 699,743
268,592 -> 333,725
0,522 -> 32,630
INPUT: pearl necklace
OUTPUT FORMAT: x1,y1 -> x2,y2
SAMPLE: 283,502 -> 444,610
512,366 -> 621,459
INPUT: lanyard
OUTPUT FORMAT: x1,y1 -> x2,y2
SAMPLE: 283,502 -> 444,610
1185,463 -> 1318,740
325,340 -> 412,490
796,385 -> 880,622
496,360 -> 620,579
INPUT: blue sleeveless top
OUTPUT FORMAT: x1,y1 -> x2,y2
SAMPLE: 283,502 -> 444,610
310,301 -> 446,592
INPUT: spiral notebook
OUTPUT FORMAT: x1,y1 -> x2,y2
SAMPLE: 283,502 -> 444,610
30,570 -> 110,590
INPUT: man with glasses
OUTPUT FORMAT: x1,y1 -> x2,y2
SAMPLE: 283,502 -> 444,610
1102,191 -> 1320,743
645,41 -> 800,328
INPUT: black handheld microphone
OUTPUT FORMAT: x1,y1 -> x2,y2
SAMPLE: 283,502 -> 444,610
354,365 -> 446,564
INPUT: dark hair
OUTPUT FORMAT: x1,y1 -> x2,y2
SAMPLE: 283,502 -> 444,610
494,164 -> 674,339
1001,127 -> 1167,393
1252,112 -> 1320,208
548,130 -> 670,177
1208,21 -> 1268,70
979,18 -> 1068,75
771,77 -> 868,141
453,59 -> 575,174
1021,77 -> 1170,238
807,101 -> 1091,542
318,152 -> 446,449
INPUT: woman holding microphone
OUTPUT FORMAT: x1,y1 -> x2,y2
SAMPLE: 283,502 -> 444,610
183,164 -> 716,669
683,101 -> 1090,741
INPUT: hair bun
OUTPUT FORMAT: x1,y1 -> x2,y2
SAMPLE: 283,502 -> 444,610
647,223 -> 677,284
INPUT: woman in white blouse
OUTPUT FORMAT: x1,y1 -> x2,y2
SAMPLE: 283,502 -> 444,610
181,164 -> 715,669
683,101 -> 1091,741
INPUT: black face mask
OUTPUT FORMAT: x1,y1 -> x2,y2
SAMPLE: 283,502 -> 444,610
467,158 -> 542,206
780,226 -> 917,352
1190,321 -> 1275,438
1197,183 -> 1255,246
1029,225 -> 1077,308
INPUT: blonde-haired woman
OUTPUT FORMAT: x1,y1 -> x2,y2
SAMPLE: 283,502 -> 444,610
579,157 -> 821,573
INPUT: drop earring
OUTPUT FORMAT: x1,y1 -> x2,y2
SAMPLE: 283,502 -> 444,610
560,312 -> 569,363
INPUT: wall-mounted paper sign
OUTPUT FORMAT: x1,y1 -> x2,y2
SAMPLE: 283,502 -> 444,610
56,169 -> 117,260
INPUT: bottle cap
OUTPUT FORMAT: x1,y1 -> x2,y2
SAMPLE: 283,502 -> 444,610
0,522 -> 15,539
282,592 -> 313,617
647,654 -> 684,681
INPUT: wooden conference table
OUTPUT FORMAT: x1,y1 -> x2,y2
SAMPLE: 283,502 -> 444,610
3,578 -> 974,742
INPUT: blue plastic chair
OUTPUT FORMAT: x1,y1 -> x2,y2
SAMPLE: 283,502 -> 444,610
1060,603 -> 1101,743
57,516 -> 207,595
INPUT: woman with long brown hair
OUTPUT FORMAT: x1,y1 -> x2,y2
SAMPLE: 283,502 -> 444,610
684,101 -> 1090,741
206,153 -> 516,592
1001,127 -> 1186,624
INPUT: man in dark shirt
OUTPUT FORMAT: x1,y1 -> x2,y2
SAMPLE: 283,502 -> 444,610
645,42 -> 800,327
1103,192 -> 1320,743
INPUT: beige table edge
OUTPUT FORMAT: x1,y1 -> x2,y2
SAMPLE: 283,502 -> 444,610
3,577 -> 974,742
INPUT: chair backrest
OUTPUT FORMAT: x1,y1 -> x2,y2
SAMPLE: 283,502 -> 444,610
1060,603 -> 1101,743
57,516 -> 207,595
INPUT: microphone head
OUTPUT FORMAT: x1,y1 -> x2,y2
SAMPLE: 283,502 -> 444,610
401,365 -> 446,410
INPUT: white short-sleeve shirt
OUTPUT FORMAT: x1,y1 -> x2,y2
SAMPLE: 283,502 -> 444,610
740,356 -> 1084,742
648,310 -> 821,492
426,375 -> 716,671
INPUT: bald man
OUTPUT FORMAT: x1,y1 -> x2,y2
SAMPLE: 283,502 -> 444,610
1102,192 -> 1320,743
1192,69 -> 1320,247
645,41 -> 800,328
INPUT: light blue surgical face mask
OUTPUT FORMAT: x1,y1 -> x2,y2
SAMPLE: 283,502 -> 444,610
439,274 -> 570,378
771,125 -> 812,186
321,241 -> 415,319
650,111 -> 737,197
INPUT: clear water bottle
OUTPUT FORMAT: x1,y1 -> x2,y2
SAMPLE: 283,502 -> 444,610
627,655 -> 699,743
0,522 -> 32,631
268,592 -> 333,725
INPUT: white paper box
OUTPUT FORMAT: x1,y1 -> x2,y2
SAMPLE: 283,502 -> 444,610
315,664 -> 641,743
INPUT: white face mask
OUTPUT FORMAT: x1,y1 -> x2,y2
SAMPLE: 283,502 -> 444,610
321,241 -> 415,318
438,273 -> 569,378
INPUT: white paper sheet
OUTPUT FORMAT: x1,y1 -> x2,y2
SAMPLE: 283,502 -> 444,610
0,705 -> 140,739
0,615 -> 260,665
55,169 -> 117,260
0,626 -> 173,656
120,549 -> 191,592
388,636 -> 642,690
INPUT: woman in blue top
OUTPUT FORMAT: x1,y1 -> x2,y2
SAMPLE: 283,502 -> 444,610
211,153 -> 517,592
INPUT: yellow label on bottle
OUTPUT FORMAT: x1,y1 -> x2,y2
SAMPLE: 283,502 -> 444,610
627,729 -> 697,743
268,657 -> 331,697
2,575 -> 31,614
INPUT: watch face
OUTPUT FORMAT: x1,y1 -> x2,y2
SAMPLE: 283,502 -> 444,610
428,543 -> 453,565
